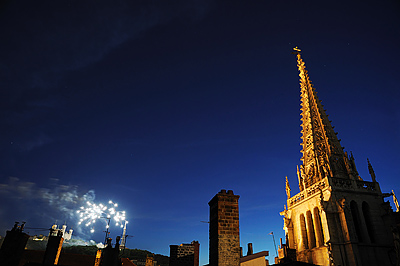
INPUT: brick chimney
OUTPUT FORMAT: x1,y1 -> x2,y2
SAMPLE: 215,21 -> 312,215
247,243 -> 253,256
208,189 -> 240,266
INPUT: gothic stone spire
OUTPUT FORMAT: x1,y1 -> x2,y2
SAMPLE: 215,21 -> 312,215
294,48 -> 349,190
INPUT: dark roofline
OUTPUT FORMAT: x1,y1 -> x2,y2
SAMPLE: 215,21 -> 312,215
240,251 -> 269,263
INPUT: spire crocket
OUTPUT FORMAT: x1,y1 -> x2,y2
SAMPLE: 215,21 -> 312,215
293,47 -> 352,191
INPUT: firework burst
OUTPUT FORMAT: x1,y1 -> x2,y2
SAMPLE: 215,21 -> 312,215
76,200 -> 127,233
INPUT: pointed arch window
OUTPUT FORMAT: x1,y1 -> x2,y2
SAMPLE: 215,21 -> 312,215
306,210 -> 316,248
362,201 -> 375,243
300,214 -> 308,250
313,207 -> 325,246
350,201 -> 363,242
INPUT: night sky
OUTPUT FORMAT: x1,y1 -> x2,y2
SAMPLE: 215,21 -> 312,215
1,0 -> 399,264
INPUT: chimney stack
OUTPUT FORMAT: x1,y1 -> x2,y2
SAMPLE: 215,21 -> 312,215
0,222 -> 29,266
100,237 -> 121,266
43,229 -> 64,265
247,243 -> 253,256
208,189 -> 240,266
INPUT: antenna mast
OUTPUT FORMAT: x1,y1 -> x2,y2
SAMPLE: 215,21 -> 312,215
120,220 -> 128,249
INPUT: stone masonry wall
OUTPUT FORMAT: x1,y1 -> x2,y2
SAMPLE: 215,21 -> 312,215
169,241 -> 200,266
209,189 -> 240,266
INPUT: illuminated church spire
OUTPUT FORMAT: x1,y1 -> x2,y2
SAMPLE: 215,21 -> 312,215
280,48 -> 396,266
293,47 -> 350,190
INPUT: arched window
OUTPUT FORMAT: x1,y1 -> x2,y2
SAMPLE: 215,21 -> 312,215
350,201 -> 363,242
306,210 -> 316,248
313,207 -> 324,246
362,201 -> 375,243
300,214 -> 308,250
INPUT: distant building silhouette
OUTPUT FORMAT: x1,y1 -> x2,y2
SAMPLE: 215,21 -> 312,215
131,255 -> 158,266
209,189 -> 240,266
169,241 -> 199,266
280,48 -> 399,265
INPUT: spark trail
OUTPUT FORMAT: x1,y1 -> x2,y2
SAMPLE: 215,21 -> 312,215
76,200 -> 127,233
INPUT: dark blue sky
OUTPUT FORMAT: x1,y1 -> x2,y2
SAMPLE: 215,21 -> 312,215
0,0 -> 399,264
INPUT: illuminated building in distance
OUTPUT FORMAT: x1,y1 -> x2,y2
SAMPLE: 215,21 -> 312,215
169,241 -> 200,266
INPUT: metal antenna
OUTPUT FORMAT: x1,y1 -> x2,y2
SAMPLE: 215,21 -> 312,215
269,232 -> 278,258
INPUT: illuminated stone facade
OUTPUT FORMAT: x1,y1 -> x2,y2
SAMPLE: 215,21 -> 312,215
146,255 -> 154,266
209,189 -> 240,266
169,241 -> 200,266
281,48 -> 397,266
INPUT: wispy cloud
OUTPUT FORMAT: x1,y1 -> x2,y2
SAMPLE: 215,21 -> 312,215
0,177 -> 95,237
0,177 -> 133,241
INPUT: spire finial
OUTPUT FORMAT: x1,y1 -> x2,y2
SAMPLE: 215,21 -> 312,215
367,158 -> 376,182
292,47 -> 302,58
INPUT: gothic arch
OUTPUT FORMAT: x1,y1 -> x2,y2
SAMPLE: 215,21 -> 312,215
300,213 -> 308,250
362,201 -> 375,243
306,210 -> 316,248
350,200 -> 363,242
313,207 -> 324,246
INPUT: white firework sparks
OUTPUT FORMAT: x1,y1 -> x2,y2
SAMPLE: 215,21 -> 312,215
76,200 -> 128,233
